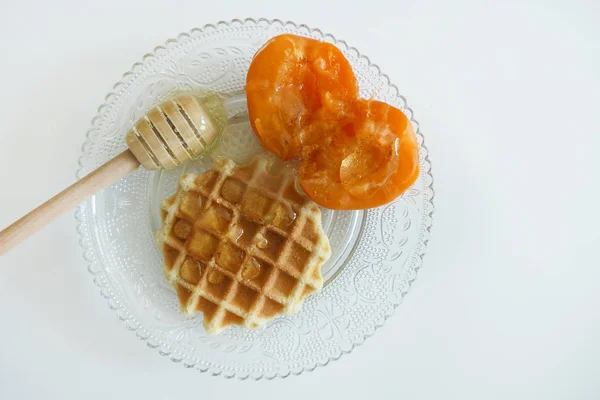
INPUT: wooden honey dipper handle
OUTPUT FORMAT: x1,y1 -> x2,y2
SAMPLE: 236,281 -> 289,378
0,95 -> 223,255
0,150 -> 140,255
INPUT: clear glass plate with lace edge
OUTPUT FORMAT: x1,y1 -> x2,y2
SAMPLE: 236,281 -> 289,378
75,18 -> 434,380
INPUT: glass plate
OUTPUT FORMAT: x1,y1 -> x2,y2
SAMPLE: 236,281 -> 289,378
75,18 -> 434,380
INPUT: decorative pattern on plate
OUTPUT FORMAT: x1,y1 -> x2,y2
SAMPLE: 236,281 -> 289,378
75,18 -> 434,380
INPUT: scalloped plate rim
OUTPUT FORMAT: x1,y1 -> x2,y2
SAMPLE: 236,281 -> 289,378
74,17 -> 435,380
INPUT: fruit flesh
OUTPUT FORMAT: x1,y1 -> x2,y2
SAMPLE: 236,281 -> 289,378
299,100 -> 419,209
246,34 -> 357,160
246,35 -> 419,210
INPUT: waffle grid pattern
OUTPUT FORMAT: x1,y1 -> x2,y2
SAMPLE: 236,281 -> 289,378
157,157 -> 331,334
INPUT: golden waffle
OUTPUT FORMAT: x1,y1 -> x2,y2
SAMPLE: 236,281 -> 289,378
156,156 -> 331,334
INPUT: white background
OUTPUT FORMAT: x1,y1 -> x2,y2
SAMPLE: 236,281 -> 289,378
1,0 -> 599,398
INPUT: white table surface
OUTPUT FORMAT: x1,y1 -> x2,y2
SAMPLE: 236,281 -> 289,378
1,1 -> 599,398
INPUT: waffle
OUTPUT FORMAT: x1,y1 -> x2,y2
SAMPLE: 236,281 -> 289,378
156,156 -> 331,334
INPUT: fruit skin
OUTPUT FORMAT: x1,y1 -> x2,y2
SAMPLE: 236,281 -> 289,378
246,34 -> 420,210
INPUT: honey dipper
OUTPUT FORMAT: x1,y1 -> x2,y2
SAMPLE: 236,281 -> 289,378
0,95 -> 223,255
